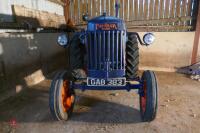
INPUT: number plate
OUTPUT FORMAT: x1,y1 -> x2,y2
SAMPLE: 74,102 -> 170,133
87,78 -> 126,86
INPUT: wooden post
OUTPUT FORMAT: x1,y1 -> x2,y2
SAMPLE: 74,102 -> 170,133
191,2 -> 200,64
62,0 -> 70,24
62,0 -> 75,28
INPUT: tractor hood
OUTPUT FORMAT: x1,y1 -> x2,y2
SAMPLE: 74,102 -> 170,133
87,15 -> 126,31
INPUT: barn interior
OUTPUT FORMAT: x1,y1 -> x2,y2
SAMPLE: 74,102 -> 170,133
0,0 -> 200,132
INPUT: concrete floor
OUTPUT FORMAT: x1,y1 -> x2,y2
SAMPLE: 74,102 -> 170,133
0,72 -> 200,133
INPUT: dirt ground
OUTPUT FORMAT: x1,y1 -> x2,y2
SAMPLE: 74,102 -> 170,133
0,72 -> 200,133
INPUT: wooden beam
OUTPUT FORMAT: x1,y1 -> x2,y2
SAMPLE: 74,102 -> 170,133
126,16 -> 194,26
48,0 -> 64,5
127,25 -> 192,32
191,2 -> 200,64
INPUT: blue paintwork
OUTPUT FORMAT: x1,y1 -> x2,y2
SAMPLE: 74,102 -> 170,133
86,14 -> 127,80
88,69 -> 125,78
69,14 -> 145,92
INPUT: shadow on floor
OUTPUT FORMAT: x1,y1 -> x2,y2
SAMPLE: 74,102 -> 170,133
0,84 -> 141,124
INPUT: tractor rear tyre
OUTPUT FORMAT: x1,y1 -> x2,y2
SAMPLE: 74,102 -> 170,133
49,71 -> 75,121
126,33 -> 139,79
139,70 -> 158,122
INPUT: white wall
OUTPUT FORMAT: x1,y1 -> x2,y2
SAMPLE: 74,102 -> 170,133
139,32 -> 195,72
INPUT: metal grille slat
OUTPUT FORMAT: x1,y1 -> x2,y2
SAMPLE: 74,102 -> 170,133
120,31 -> 123,69
103,31 -> 106,64
94,32 -> 97,69
107,31 -> 110,62
116,31 -> 119,69
112,31 -> 115,69
122,31 -> 126,69
98,32 -> 101,69
89,32 -> 92,69
87,30 -> 125,71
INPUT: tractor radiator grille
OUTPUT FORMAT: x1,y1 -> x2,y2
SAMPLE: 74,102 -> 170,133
87,30 -> 126,71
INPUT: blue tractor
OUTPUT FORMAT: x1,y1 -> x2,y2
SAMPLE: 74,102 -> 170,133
49,12 -> 158,122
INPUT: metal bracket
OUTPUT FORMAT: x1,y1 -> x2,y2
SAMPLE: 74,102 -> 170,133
127,32 -> 147,46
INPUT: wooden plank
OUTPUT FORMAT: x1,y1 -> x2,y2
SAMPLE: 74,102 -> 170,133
182,0 -> 187,26
129,0 -> 133,20
107,0 -> 110,15
97,0 -> 100,16
74,0 -> 77,24
48,0 -> 64,5
66,0 -> 196,26
144,0 -> 149,20
102,0 -> 104,14
191,1 -> 200,64
176,0 -> 181,17
126,16 -> 193,26
125,0 -> 128,20
171,0 -> 176,26
134,0 -> 137,20
149,0 -> 154,21
154,0 -> 159,20
170,0 -> 175,18
139,0 -> 143,20
187,0 -> 192,16
12,5 -> 65,28
111,0 -> 115,17
74,16 -> 194,27
75,24 -> 193,32
81,0 -> 85,17
159,0 -> 164,20
92,0 -> 96,16
165,0 -> 170,19
127,25 -> 192,31
119,0 -> 123,18
133,0 -> 137,20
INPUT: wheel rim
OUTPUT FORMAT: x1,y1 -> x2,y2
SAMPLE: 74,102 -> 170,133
141,80 -> 147,113
61,80 -> 74,112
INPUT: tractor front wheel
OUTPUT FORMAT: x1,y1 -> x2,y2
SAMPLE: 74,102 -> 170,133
49,71 -> 75,121
139,70 -> 158,122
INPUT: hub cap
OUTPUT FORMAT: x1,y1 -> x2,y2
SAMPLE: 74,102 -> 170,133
61,80 -> 74,112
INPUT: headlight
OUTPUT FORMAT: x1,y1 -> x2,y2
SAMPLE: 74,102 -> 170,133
57,34 -> 68,47
143,33 -> 155,45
